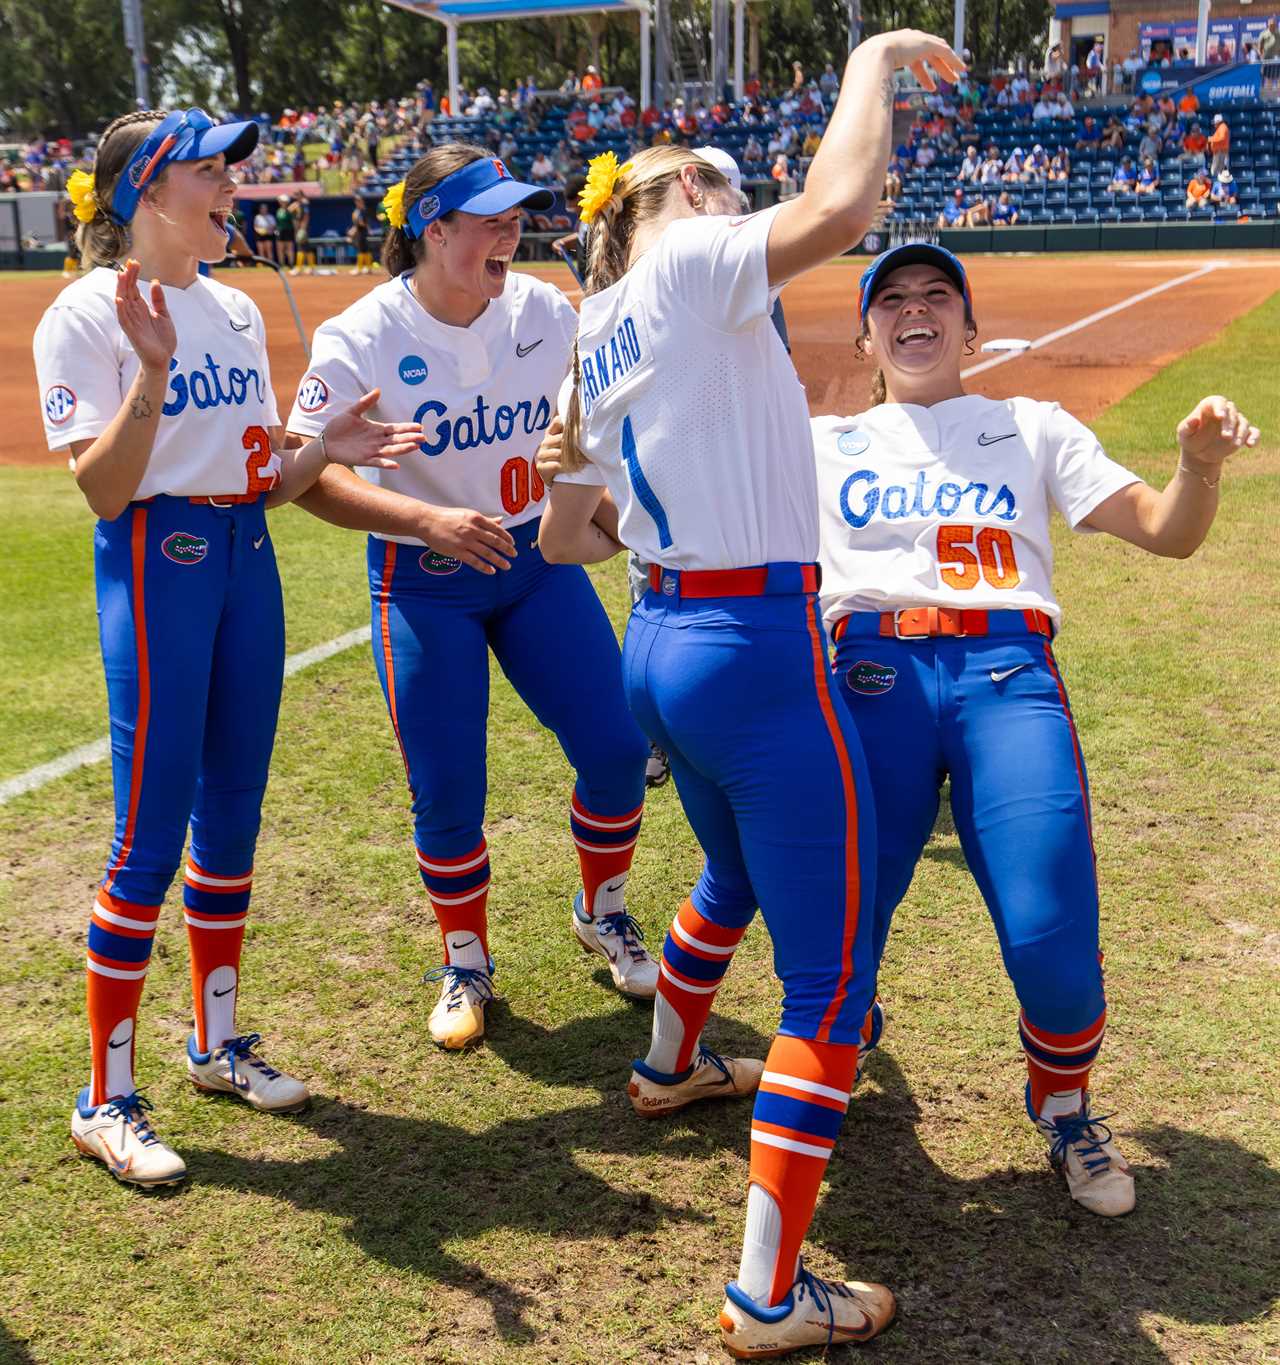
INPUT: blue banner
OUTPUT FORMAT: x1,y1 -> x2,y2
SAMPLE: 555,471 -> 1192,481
1190,61 -> 1263,102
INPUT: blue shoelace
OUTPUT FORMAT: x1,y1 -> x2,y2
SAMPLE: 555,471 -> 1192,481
695,1044 -> 733,1081
595,912 -> 649,962
1048,1107 -> 1118,1176
218,1033 -> 281,1091
422,964 -> 495,1012
105,1092 -> 160,1146
793,1260 -> 857,1349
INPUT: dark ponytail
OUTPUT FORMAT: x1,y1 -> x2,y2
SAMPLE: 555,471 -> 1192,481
381,142 -> 486,276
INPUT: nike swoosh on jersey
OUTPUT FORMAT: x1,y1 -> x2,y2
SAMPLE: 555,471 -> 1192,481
516,339 -> 543,357
252,533 -> 267,550
229,319 -> 252,332
977,431 -> 1017,446
990,664 -> 1029,683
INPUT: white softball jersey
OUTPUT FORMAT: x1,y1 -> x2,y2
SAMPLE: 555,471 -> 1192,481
287,271 -> 578,543
556,204 -> 817,570
33,267 -> 281,499
814,395 -> 1140,628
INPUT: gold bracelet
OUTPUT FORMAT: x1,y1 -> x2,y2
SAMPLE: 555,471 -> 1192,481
1179,459 -> 1222,488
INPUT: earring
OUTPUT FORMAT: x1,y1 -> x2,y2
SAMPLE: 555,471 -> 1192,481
692,193 -> 705,210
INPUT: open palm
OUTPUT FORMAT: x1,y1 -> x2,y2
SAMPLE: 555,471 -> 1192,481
115,258 -> 176,372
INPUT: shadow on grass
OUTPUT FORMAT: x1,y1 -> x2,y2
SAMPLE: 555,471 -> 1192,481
813,1051 -> 1280,1363
184,1008 -> 772,1345
0,1322 -> 35,1363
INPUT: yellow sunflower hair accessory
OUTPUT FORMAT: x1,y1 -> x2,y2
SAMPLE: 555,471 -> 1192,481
67,169 -> 99,224
578,151 -> 632,224
382,179 -> 407,230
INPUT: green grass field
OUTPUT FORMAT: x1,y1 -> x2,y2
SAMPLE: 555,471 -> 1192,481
2,298 -> 1279,1364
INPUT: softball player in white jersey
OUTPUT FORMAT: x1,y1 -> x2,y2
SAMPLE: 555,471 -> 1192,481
537,32 -> 965,1358
815,241 -> 1259,1218
287,144 -> 653,1053
32,107 -> 422,1188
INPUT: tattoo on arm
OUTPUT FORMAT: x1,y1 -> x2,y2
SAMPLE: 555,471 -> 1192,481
130,393 -> 153,420
880,77 -> 895,111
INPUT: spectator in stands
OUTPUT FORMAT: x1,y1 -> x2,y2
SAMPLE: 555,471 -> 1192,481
915,139 -> 938,169
581,64 -> 603,95
1076,115 -> 1102,152
1011,71 -> 1032,103
1211,167 -> 1238,206
1101,115 -> 1126,152
1182,121 -> 1208,168
1139,128 -> 1162,163
979,144 -> 1004,184
743,133 -> 764,163
771,151 -> 797,197
801,127 -> 822,158
1002,147 -> 1025,181
957,145 -> 981,181
1259,17 -> 1279,60
1185,168 -> 1212,210
1209,114 -> 1230,177
819,62 -> 840,97
1109,156 -> 1138,193
1045,42 -> 1067,80
1022,144 -> 1049,181
1032,90 -> 1055,124
1122,48 -> 1143,92
791,60 -> 805,91
883,166 -> 903,208
938,187 -> 968,228
252,203 -> 276,262
1137,157 -> 1161,194
992,189 -> 1019,225
1086,38 -> 1107,94
1048,146 -> 1071,182
1243,40 -> 1259,63
530,150 -> 555,183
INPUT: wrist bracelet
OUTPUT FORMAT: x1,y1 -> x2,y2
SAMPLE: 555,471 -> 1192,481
1179,459 -> 1222,488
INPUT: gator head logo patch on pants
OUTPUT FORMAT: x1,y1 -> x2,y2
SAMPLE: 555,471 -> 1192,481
845,660 -> 897,695
161,532 -> 210,565
419,548 -> 461,576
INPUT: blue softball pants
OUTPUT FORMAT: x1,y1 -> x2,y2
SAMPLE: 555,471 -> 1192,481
831,614 -> 1104,1035
622,567 -> 878,1045
94,495 -> 284,909
366,517 -> 649,862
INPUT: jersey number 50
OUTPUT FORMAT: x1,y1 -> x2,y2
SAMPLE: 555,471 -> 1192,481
937,524 -> 1021,590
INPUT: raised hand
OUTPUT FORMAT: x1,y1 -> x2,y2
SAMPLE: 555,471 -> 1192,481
115,259 -> 176,373
1177,394 -> 1259,468
535,414 -> 566,485
872,30 -> 968,93
320,389 -> 425,470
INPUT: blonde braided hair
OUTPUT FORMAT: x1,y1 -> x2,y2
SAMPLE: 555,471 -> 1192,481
77,109 -> 167,266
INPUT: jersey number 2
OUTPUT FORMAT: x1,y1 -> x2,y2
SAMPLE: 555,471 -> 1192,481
937,524 -> 1021,590
242,425 -> 281,495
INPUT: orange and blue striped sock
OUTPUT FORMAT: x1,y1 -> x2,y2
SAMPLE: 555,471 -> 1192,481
1020,1007 -> 1106,1115
643,898 -> 747,1076
417,839 -> 491,970
739,1035 -> 859,1305
570,794 -> 643,920
86,889 -> 161,1105
184,859 -> 252,1053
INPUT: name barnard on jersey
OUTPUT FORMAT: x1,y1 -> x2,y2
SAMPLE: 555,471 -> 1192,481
839,468 -> 1020,529
163,353 -> 266,418
580,314 -> 647,417
413,393 -> 552,457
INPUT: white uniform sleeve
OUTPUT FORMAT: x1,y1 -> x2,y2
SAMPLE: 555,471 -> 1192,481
248,300 -> 280,426
32,302 -> 124,452
655,204 -> 781,334
286,321 -> 370,434
1042,402 -> 1140,530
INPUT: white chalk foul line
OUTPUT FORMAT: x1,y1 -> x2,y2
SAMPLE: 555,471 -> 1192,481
960,262 -> 1220,380
0,625 -> 372,807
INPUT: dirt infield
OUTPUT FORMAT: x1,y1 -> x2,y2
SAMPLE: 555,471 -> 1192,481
5,252 -> 1280,467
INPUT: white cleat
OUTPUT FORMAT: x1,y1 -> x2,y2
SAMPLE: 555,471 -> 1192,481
628,1045 -> 763,1118
719,1262 -> 896,1358
71,1089 -> 187,1188
424,964 -> 494,1049
572,893 -> 658,999
188,1033 -> 310,1113
1029,1087 -> 1136,1217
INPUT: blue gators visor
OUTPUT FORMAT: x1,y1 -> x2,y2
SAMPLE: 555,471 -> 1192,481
857,242 -> 973,329
111,108 -> 259,225
403,157 -> 555,239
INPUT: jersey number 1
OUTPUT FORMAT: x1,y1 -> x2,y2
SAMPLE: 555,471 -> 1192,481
937,524 -> 1021,590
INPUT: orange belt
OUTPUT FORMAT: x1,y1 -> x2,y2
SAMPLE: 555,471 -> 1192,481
648,563 -> 820,599
187,491 -> 264,506
831,606 -> 1054,642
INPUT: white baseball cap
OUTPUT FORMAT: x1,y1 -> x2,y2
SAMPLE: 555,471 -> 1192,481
693,145 -> 742,193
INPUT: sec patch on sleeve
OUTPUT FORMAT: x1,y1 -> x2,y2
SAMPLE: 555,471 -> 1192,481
297,375 -> 330,412
44,385 -> 77,426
